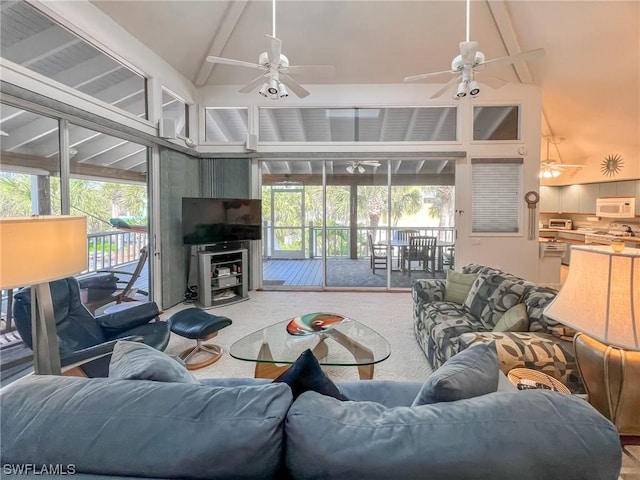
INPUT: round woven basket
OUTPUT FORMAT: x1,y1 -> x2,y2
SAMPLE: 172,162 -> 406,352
507,368 -> 570,394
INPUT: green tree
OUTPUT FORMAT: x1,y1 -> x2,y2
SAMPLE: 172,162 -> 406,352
426,186 -> 455,227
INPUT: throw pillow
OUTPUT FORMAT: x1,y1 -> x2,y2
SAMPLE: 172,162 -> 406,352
411,342 -> 499,406
493,303 -> 529,332
273,349 -> 348,401
109,340 -> 199,384
443,270 -> 479,304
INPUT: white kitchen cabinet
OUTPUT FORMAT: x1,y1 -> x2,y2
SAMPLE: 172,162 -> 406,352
615,180 -> 636,197
579,184 -> 599,213
560,185 -> 580,213
539,186 -> 561,213
599,183 -> 617,197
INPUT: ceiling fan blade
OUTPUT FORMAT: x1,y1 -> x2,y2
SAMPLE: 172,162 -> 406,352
266,35 -> 283,64
430,75 -> 462,99
279,73 -> 310,98
480,48 -> 545,69
459,41 -> 479,64
285,65 -> 335,78
404,69 -> 454,82
477,74 -> 508,89
206,56 -> 264,70
239,73 -> 268,93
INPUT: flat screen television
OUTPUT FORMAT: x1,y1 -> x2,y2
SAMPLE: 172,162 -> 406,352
182,197 -> 262,245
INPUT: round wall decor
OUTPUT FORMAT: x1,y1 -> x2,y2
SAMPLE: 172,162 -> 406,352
601,154 -> 623,177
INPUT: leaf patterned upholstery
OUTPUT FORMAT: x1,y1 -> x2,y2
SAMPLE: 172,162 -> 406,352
413,264 -> 584,393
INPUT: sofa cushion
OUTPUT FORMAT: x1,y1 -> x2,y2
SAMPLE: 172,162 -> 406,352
412,342 -> 499,406
0,376 -> 291,479
108,340 -> 198,384
285,390 -> 622,480
463,274 -> 526,329
443,270 -> 479,304
493,303 -> 528,332
418,302 -> 485,368
274,348 -> 348,401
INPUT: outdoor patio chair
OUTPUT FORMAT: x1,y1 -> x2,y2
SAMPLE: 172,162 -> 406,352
394,229 -> 418,268
12,277 -> 169,377
402,235 -> 437,277
367,234 -> 388,274
80,246 -> 149,315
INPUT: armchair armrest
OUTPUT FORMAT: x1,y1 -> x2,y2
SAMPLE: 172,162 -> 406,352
412,279 -> 446,304
95,302 -> 161,336
59,335 -> 143,368
458,331 -> 583,393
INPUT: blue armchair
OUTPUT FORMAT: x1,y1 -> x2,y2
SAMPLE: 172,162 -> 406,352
13,277 -> 170,377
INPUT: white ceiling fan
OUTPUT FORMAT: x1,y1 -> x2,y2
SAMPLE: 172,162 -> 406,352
403,0 -> 545,99
540,136 -> 584,178
346,161 -> 380,174
206,0 -> 334,99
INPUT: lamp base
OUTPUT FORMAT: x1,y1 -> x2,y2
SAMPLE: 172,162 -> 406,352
574,332 -> 640,437
32,283 -> 62,375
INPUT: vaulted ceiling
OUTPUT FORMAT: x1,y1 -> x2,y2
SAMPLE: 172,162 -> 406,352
1,1 -> 638,183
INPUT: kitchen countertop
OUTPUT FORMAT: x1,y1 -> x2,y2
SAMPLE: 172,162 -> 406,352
538,228 -> 640,242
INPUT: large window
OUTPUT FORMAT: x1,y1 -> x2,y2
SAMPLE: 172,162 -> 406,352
259,107 -> 457,142
161,88 -> 188,138
204,108 -> 248,143
473,106 -> 519,140
471,158 -> 522,233
1,2 -> 147,119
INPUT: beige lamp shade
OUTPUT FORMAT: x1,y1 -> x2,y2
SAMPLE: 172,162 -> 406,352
545,245 -> 640,351
0,216 -> 87,289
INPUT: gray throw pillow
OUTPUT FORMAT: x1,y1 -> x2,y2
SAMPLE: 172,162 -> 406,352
109,340 -> 199,384
411,342 -> 499,406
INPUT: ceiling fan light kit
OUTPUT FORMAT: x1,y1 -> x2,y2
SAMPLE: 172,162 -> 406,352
205,0 -> 333,100
403,0 -> 544,99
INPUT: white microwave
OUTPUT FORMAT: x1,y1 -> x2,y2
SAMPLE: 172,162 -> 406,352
596,197 -> 636,218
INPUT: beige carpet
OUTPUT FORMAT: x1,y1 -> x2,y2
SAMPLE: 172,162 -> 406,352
161,290 -> 432,383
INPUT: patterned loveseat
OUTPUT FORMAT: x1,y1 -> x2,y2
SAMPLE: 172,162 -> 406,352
412,264 -> 584,393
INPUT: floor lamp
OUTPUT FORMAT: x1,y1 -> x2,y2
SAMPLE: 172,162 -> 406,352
0,216 -> 87,375
544,245 -> 640,446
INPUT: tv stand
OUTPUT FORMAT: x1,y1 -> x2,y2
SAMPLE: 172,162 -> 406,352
197,248 -> 248,308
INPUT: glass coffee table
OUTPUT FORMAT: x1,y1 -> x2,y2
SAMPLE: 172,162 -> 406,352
229,313 -> 391,380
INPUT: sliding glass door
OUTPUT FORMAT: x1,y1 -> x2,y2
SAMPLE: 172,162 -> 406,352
261,157 -> 455,289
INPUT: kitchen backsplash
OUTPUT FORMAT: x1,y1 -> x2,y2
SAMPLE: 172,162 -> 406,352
539,213 -> 614,231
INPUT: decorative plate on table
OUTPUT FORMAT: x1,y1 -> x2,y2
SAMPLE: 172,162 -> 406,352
286,312 -> 350,336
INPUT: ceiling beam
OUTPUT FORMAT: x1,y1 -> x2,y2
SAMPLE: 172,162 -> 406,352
194,0 -> 249,87
486,0 -> 535,85
3,26 -> 81,67
263,173 -> 455,187
0,151 -> 145,182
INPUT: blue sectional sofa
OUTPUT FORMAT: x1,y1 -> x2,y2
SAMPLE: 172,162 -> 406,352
413,264 -> 583,392
1,347 -> 622,479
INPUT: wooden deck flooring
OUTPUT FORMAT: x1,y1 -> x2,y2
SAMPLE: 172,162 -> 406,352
263,257 -> 445,288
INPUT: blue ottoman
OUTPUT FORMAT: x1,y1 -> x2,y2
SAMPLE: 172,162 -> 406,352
168,308 -> 233,370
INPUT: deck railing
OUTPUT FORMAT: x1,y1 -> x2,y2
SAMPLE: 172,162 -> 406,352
263,224 -> 454,259
85,231 -> 148,273
1,230 -> 148,335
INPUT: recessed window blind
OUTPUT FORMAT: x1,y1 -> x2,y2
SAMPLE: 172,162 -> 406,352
471,158 -> 522,233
